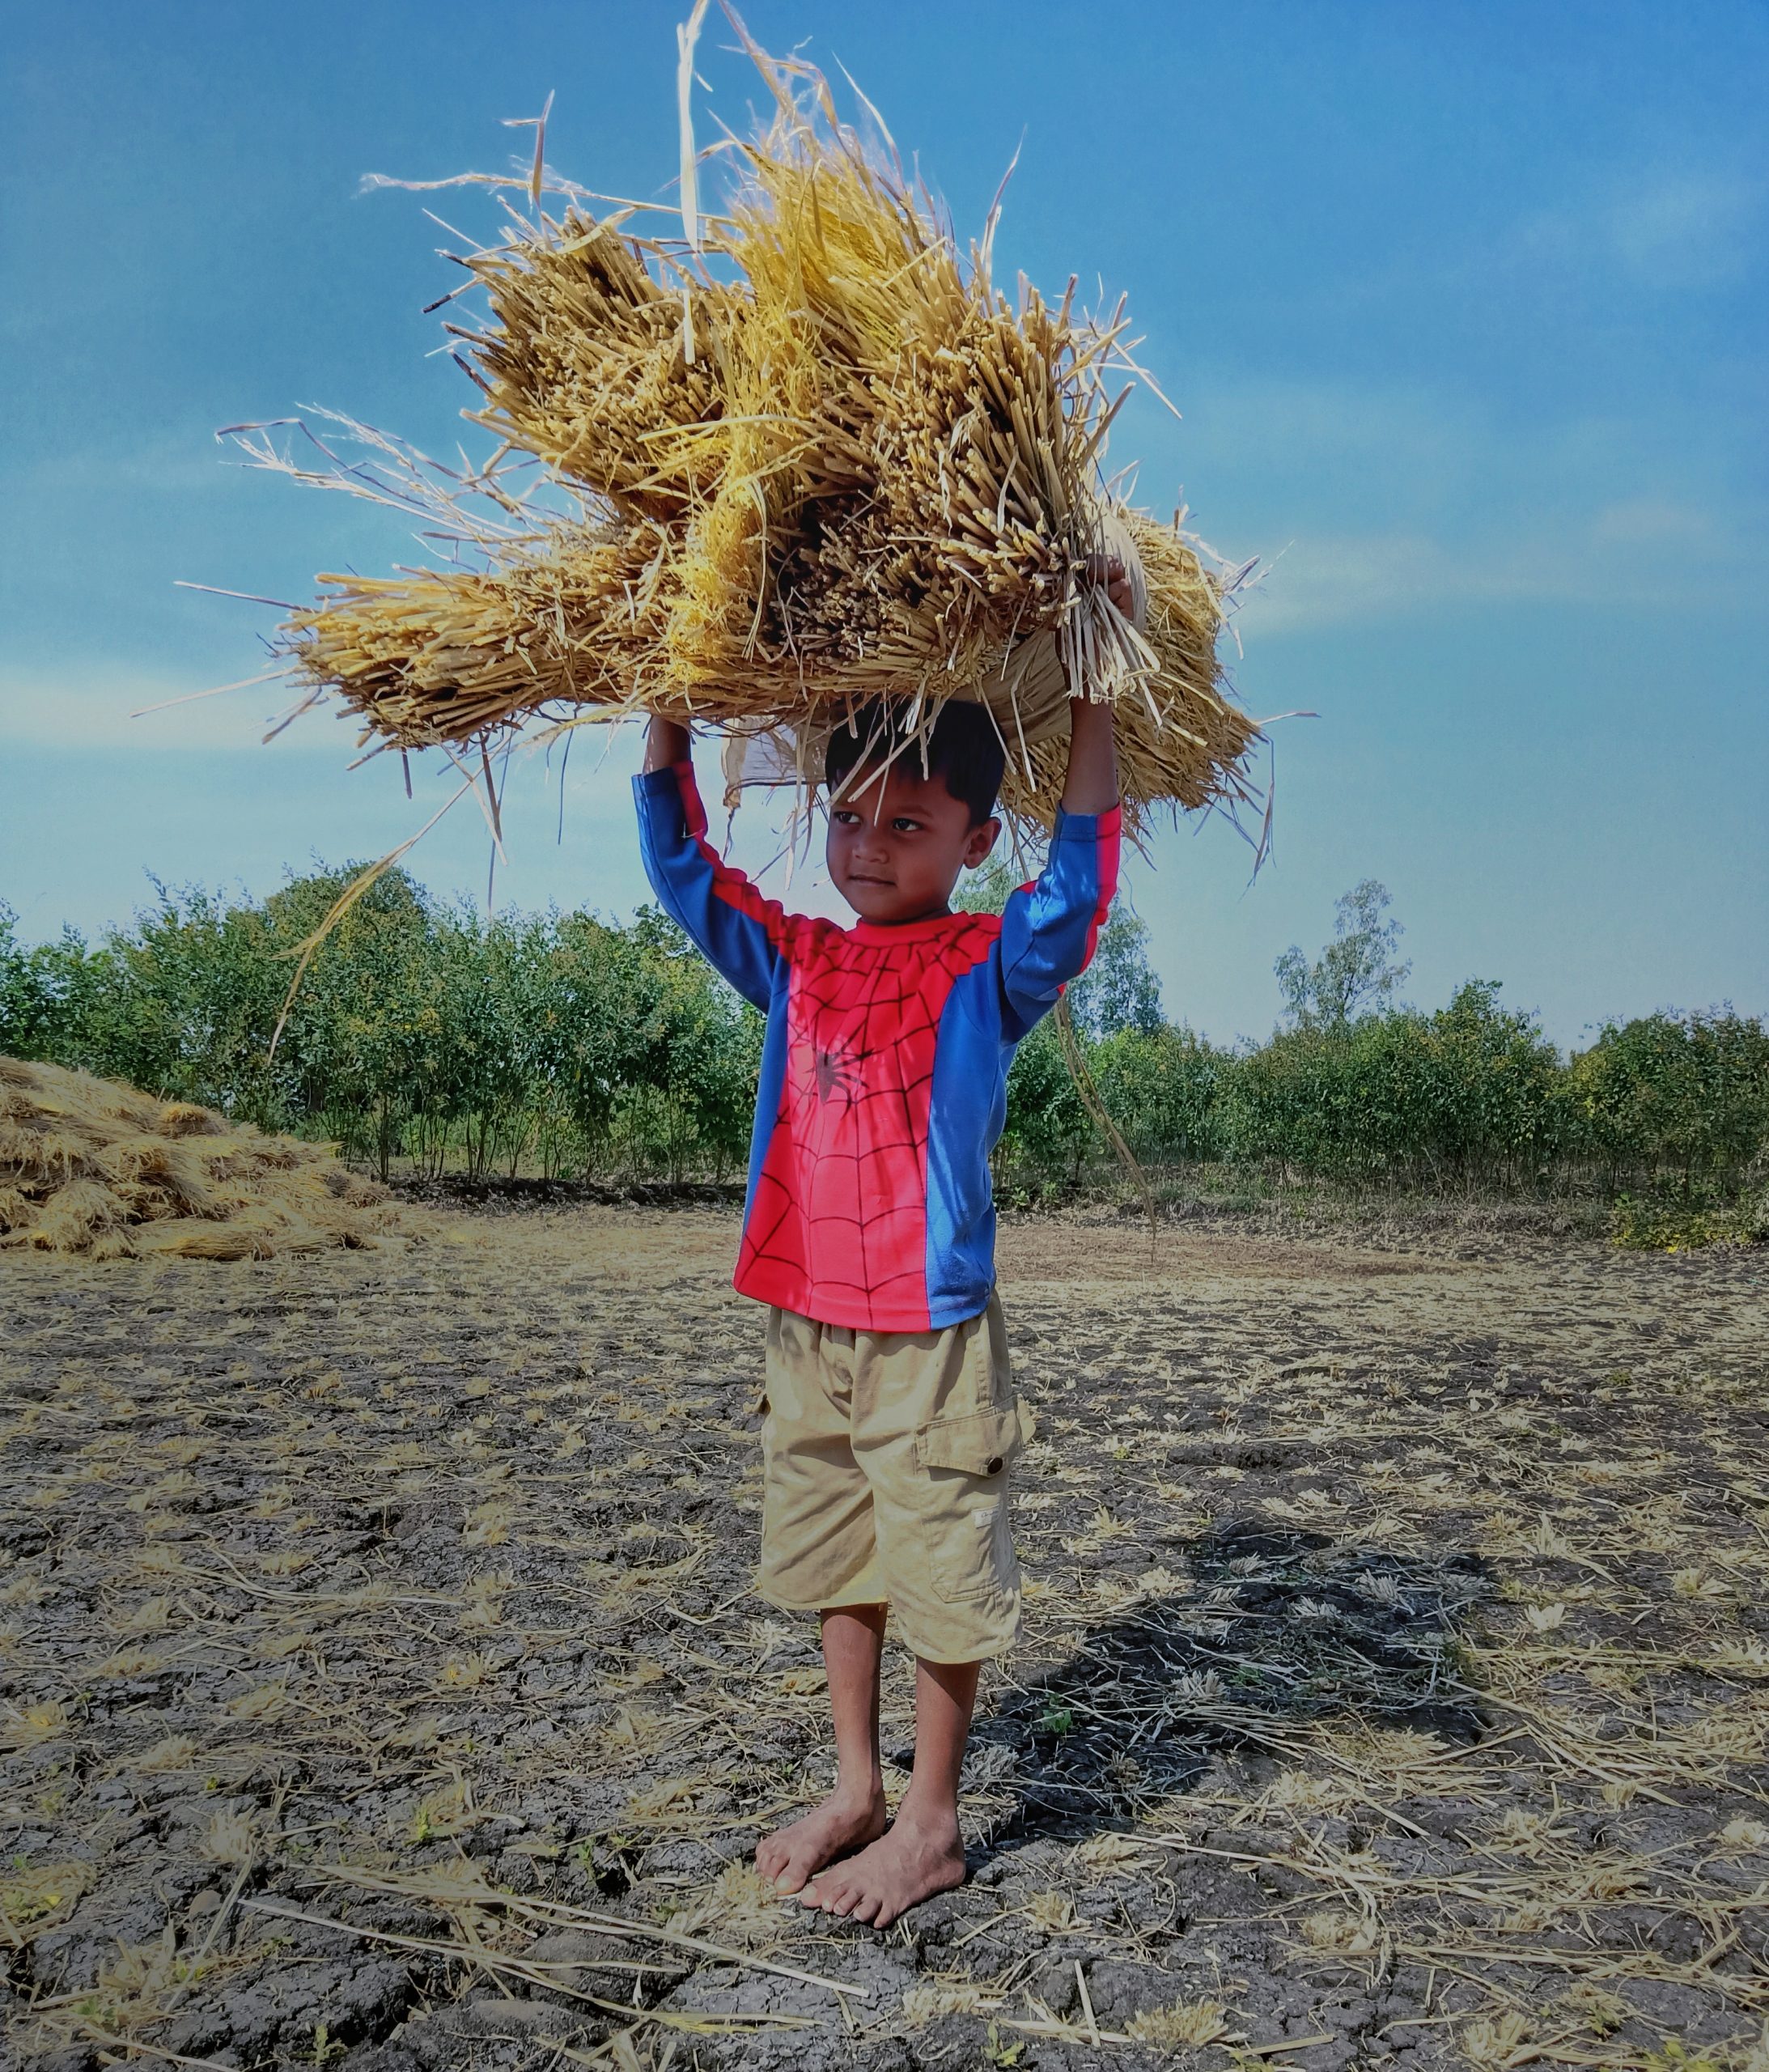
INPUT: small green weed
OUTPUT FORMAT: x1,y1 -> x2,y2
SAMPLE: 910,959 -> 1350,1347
1610,1195 -> 1753,1252
1643,2042 -> 1724,2072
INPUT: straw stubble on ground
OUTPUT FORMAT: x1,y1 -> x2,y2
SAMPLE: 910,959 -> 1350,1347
2,1206 -> 1766,2070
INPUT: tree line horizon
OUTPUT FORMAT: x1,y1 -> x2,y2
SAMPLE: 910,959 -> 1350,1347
2,868 -> 1764,1224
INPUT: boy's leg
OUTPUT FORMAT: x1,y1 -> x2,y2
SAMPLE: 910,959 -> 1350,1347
756,1605 -> 889,1892
794,1297 -> 1020,1925
754,1309 -> 892,1890
798,1653 -> 974,1926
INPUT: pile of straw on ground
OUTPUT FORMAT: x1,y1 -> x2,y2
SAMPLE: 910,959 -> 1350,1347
0,1057 -> 401,1260
257,11 -> 1260,839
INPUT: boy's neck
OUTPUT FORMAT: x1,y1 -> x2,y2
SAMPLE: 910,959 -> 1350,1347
848,898 -> 954,928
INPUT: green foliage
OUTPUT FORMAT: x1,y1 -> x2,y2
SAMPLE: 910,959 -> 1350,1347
1275,879 -> 1411,1030
1071,906 -> 1164,1039
1227,980 -> 1565,1187
1565,1009 -> 1769,1189
1092,1023 -> 1228,1161
0,870 -> 761,1183
0,902 -> 104,1066
998,1015 -> 1089,1188
1609,1195 -> 1750,1253
1640,2042 -> 1724,2072
953,857 -> 1016,916
3,872 -> 1764,1223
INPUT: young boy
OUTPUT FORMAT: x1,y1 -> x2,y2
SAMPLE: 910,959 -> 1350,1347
631,564 -> 1129,1928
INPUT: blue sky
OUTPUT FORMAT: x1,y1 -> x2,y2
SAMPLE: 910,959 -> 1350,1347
3,0 -> 1765,1045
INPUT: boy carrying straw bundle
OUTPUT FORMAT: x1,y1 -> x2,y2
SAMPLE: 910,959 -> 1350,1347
632,558 -> 1137,1926
240,19 -> 1258,1919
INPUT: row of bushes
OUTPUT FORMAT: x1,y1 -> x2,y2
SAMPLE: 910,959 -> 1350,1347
0,872 -> 759,1183
1084,987 -> 1768,1193
3,870 -> 1765,1200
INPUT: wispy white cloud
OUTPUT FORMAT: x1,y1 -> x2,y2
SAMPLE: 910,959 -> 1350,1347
4,427 -> 252,498
1529,165 -> 1767,293
1164,364 -> 1767,636
0,664 -> 345,755
1358,150 -> 1769,304
1232,496 -> 1761,638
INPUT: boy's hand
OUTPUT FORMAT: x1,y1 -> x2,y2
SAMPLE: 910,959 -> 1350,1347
1061,553 -> 1143,690
1055,550 -> 1128,813
1089,552 -> 1143,631
644,713 -> 691,772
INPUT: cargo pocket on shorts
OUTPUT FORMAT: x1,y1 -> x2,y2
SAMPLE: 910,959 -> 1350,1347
914,1403 -> 1023,1602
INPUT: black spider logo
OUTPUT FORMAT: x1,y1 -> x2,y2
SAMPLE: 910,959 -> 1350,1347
812,1042 -> 866,1105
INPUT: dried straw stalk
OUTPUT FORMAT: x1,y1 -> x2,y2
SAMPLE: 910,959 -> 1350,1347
252,10 -> 1260,842
0,1056 -> 400,1259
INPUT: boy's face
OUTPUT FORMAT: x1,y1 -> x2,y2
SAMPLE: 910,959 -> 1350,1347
826,759 -> 1001,925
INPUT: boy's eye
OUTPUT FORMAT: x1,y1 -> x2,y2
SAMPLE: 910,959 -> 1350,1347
890,817 -> 922,834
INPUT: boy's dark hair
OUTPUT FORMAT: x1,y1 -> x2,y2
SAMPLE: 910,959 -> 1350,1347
824,699 -> 1005,828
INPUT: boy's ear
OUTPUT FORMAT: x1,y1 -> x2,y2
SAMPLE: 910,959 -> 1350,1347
962,816 -> 1002,869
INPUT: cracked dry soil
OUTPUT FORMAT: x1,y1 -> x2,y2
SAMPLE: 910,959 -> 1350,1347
2,1205 -> 1766,2071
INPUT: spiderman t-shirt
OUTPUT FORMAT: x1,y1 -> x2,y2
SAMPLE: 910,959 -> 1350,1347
634,761 -> 1121,1333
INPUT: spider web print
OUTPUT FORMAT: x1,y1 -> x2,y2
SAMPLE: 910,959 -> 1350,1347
734,914 -> 1002,1330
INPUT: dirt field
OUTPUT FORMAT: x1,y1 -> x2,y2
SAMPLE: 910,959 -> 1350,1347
2,1205 -> 1766,2071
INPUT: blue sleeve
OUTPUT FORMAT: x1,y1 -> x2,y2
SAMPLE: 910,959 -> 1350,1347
997,806 -> 1123,1040
633,761 -> 785,1011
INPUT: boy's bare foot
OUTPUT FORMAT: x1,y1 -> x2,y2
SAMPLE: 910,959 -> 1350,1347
798,1811 -> 966,1927
756,1784 -> 887,1895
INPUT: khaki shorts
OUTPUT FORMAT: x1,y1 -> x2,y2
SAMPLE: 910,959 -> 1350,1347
757,1296 -> 1026,1663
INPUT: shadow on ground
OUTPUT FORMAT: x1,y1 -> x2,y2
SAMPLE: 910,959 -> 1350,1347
939,1522 -> 1488,1849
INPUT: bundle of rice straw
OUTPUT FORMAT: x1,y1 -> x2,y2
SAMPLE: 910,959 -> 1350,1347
0,1056 -> 401,1261
249,6 -> 1260,839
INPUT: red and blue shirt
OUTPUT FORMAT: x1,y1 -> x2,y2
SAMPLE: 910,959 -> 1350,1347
634,761 -> 1121,1331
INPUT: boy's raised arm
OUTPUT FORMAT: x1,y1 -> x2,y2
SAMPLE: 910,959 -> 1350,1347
1059,550 -> 1131,814
633,719 -> 786,1010
1061,694 -> 1118,815
644,713 -> 692,773
996,698 -> 1122,1036
995,560 -> 1130,1034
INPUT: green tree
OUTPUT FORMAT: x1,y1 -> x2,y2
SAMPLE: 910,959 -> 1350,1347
1275,880 -> 1411,1031
1228,981 -> 1562,1187
1071,907 -> 1164,1038
261,866 -> 443,1170
953,856 -> 1016,917
0,903 -> 99,1064
995,1014 -> 1091,1186
1092,1023 -> 1228,1161
7,855 -> 1762,1210
539,911 -> 661,1174
71,879 -> 297,1123
1565,1009 -> 1769,1192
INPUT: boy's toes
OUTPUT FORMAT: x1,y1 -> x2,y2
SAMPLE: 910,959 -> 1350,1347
754,1832 -> 790,1879
756,1791 -> 887,1895
797,1822 -> 967,1926
800,1867 -> 854,1913
754,1836 -> 787,1880
769,1841 -> 821,1894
